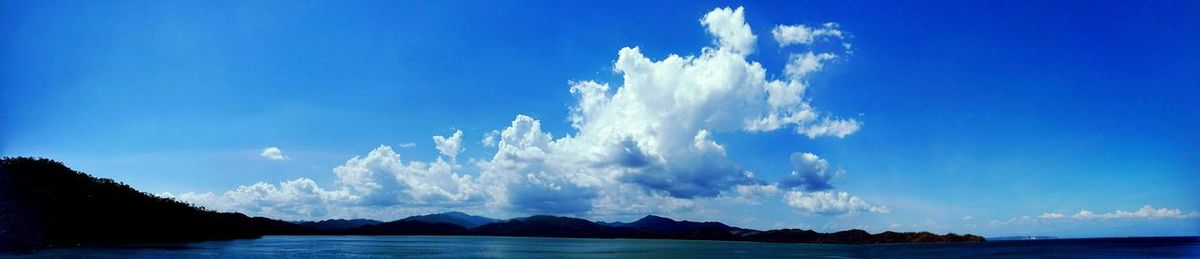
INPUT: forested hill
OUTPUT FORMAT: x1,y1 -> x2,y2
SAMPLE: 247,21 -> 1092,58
0,157 -> 313,251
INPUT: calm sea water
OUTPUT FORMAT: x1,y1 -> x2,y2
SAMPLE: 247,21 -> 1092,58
11,235 -> 1200,258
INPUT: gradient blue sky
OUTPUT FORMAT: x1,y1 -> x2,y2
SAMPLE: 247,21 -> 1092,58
3,0 -> 1198,238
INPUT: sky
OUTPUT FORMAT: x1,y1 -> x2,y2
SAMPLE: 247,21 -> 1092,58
2,0 -> 1198,238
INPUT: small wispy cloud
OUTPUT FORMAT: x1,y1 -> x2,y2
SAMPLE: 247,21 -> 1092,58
772,22 -> 844,47
481,130 -> 500,147
260,147 -> 289,161
1039,205 -> 1199,220
992,205 -> 1199,227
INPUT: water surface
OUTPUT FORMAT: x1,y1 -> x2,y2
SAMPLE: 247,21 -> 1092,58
14,235 -> 1200,258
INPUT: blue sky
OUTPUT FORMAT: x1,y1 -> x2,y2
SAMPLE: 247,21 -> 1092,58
3,1 -> 1198,238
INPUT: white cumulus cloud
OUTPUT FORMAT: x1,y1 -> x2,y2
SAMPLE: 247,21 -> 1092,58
481,130 -> 500,147
171,6 -> 864,219
475,115 -> 600,214
172,144 -> 485,219
333,145 -> 480,206
260,147 -> 289,160
160,177 -> 353,219
467,6 -> 861,214
433,130 -> 464,160
779,152 -> 841,191
701,6 -> 757,55
784,190 -> 889,215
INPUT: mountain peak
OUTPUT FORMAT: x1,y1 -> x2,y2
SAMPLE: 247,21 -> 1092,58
442,211 -> 469,216
399,211 -> 498,228
642,215 -> 671,219
635,215 -> 676,223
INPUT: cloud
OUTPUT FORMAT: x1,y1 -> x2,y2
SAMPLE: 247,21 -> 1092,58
571,7 -> 852,190
398,143 -> 416,148
467,6 -> 859,213
701,6 -> 756,55
989,215 -> 1038,227
433,130 -> 464,160
173,144 -> 484,219
784,190 -> 889,215
1038,212 -> 1065,219
160,177 -> 353,219
779,152 -> 840,191
333,145 -> 480,206
1040,205 -> 1200,220
799,118 -> 861,139
260,147 -> 289,160
785,52 -> 837,79
735,184 -> 781,199
772,23 -> 844,47
990,205 -> 1200,228
728,183 -> 782,205
474,115 -> 597,214
481,130 -> 500,147
173,6 -> 861,219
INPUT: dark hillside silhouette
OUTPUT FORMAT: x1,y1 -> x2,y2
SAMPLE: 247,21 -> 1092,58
616,215 -> 758,239
470,215 -> 653,238
0,157 -> 316,251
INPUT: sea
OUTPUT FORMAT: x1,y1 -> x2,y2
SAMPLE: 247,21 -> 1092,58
8,235 -> 1200,258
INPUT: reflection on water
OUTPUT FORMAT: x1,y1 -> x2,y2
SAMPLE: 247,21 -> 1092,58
10,235 -> 1200,258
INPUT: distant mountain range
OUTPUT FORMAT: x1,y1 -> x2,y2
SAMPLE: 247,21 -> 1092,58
291,212 -> 498,233
989,236 -> 1059,241
350,220 -> 467,235
0,157 -> 985,251
295,219 -> 383,231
